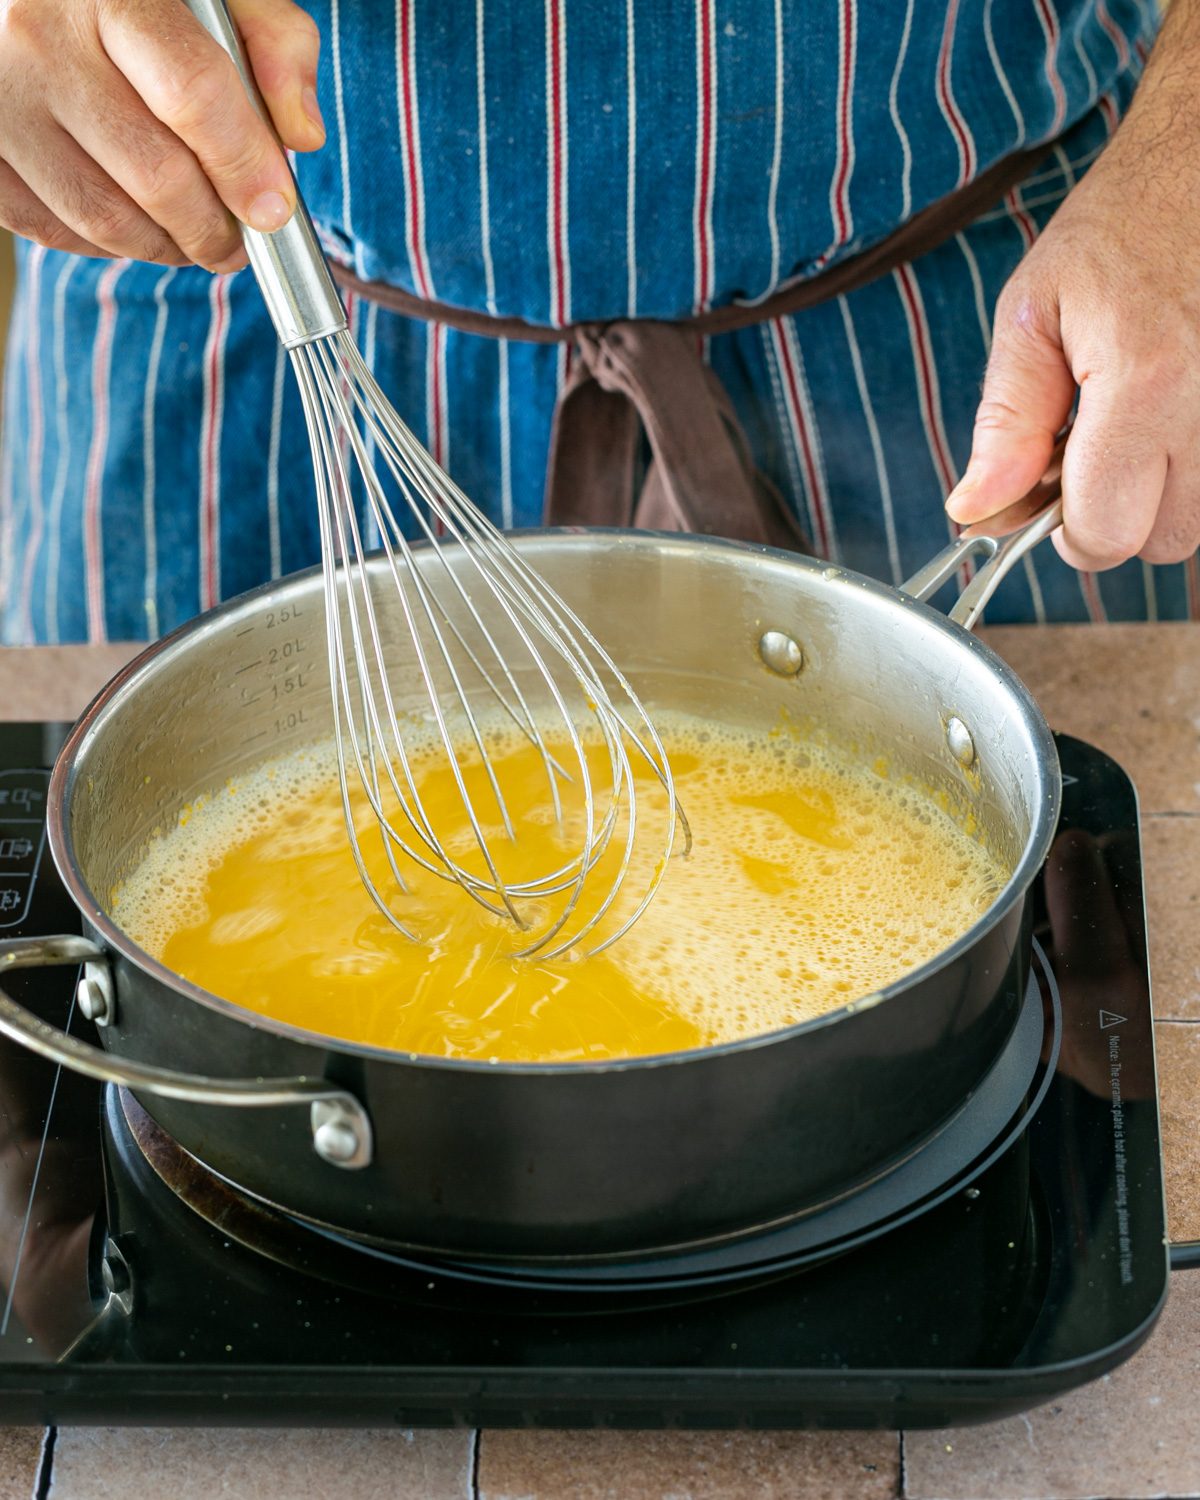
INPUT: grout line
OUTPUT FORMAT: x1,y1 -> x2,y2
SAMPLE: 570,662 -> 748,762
468,1428 -> 480,1500
34,1425 -> 55,1500
1145,810 -> 1200,820
1155,1018 -> 1200,1026
897,1428 -> 906,1498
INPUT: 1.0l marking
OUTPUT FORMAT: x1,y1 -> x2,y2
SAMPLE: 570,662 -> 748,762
234,606 -> 314,749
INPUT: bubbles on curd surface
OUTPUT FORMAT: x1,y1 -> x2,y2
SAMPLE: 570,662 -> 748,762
112,711 -> 1010,1063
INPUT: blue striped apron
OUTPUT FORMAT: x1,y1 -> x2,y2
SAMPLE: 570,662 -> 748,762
2,0 -> 1180,645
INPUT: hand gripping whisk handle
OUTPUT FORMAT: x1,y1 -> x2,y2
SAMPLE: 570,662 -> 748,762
181,0 -> 348,348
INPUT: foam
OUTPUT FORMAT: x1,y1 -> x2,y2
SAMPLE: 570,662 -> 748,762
113,711 -> 1010,1057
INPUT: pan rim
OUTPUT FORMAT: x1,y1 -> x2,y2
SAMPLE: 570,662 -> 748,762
46,527 -> 1061,1076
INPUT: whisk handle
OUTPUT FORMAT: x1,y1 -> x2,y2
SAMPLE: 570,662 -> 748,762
181,0 -> 348,348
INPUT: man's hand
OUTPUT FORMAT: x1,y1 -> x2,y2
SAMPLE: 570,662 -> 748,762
945,0 -> 1200,571
0,0 -> 324,272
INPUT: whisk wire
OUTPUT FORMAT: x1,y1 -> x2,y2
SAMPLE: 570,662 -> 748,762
295,328 -> 688,959
354,379 -> 646,956
342,344 -> 585,813
319,345 -> 603,931
175,0 -> 686,960
296,351 -> 422,942
333,342 -> 625,894
306,343 -> 525,924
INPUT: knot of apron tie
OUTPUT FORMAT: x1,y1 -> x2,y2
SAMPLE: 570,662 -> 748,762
543,321 -> 812,553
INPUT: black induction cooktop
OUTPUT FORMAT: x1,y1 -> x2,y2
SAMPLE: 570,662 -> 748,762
0,724 -> 1168,1428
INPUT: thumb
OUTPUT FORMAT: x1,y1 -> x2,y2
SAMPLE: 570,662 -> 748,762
230,0 -> 325,154
946,287 -> 1076,526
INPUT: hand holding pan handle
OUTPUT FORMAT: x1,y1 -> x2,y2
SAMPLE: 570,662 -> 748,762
0,935 -> 373,1169
901,432 -> 1069,631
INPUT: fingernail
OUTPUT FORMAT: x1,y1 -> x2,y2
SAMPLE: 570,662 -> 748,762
212,250 -> 249,276
302,85 -> 326,138
247,191 -> 293,232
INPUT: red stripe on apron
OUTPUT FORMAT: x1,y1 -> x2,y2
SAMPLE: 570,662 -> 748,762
83,261 -> 125,643
830,0 -> 857,245
1185,554 -> 1200,621
894,263 -> 972,589
199,276 -> 230,613
1096,1 -> 1131,69
1079,572 -> 1108,623
547,0 -> 570,326
428,321 -> 447,536
771,320 -> 832,558
1032,0 -> 1067,136
936,0 -> 976,187
19,248 -> 46,639
693,0 -> 716,313
1004,188 -> 1038,251
399,0 -> 434,300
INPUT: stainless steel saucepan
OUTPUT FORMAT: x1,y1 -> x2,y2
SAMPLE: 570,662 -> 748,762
0,504 -> 1062,1260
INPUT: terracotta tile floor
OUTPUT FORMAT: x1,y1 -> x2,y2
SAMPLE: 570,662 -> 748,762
984,624 -> 1200,817
906,1272 -> 1200,1500
47,1427 -> 474,1500
0,1427 -> 43,1500
1145,817 -> 1200,1022
477,1429 -> 900,1500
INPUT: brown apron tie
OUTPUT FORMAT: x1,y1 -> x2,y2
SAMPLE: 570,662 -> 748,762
333,146 -> 1044,343
544,321 -> 811,551
331,145 -> 1049,551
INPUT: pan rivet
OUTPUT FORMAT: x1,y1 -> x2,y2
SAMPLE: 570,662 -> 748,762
310,1099 -> 373,1169
100,1247 -> 133,1315
758,631 -> 804,677
313,1119 -> 361,1165
946,716 -> 976,769
77,963 -> 116,1028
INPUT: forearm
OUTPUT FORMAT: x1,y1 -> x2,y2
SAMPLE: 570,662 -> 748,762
1108,0 -> 1200,176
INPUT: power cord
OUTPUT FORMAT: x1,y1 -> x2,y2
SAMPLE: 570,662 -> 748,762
1169,1240 -> 1200,1270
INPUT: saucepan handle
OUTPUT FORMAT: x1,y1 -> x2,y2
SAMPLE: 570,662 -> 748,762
900,435 -> 1068,632
0,936 -> 373,1169
180,0 -> 346,348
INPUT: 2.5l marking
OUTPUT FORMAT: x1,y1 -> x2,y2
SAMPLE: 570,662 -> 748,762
265,604 -> 304,628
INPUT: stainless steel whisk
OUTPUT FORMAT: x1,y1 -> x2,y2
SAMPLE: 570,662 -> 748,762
186,0 -> 689,960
